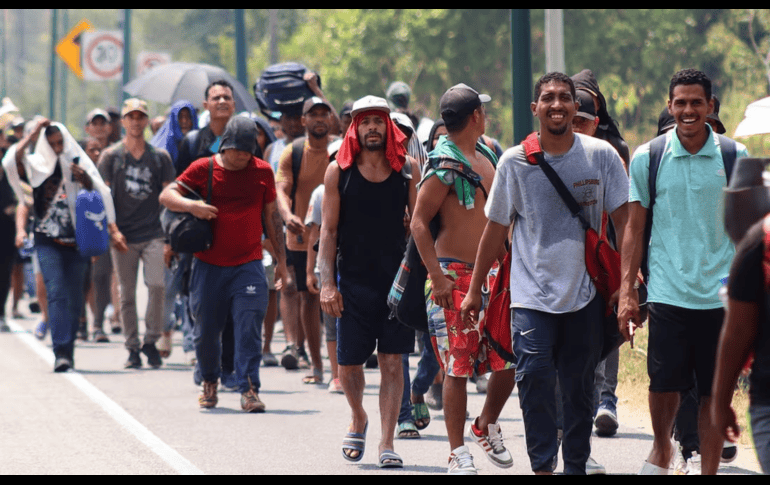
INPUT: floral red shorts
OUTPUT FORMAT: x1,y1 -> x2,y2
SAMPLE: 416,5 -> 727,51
425,260 -> 512,378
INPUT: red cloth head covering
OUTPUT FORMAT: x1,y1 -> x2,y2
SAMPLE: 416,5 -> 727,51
335,109 -> 407,172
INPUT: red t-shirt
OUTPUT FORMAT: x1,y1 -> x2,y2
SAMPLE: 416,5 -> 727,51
176,156 -> 276,267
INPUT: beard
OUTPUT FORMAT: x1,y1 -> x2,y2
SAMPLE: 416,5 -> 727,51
360,132 -> 386,151
546,124 -> 569,136
309,126 -> 329,140
364,139 -> 385,151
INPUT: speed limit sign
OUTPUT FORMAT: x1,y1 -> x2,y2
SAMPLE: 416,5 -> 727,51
82,31 -> 124,81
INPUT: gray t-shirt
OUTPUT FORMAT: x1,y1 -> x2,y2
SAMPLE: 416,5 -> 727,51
99,141 -> 176,243
485,134 -> 629,313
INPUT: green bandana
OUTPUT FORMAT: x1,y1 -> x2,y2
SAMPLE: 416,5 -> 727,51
421,135 -> 497,209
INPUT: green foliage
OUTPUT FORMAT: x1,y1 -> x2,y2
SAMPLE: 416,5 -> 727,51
5,9 -> 770,153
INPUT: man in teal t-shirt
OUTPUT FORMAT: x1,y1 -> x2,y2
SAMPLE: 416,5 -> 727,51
618,69 -> 749,475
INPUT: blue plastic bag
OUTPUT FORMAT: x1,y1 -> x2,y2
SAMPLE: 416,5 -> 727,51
75,188 -> 109,258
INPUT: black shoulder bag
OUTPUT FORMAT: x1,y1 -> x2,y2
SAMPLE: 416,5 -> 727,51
161,157 -> 214,254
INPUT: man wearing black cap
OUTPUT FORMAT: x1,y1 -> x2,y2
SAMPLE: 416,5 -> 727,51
160,116 -> 287,413
412,83 -> 516,474
274,95 -> 334,381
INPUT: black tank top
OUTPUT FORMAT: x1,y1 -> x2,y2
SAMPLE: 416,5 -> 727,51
337,163 -> 407,287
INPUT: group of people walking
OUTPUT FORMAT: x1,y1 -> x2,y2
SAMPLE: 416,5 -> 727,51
1,65 -> 768,476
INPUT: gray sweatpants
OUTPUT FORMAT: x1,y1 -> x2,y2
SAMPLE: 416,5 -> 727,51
111,238 -> 165,351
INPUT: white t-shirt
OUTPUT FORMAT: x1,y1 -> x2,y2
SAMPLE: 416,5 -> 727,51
485,134 -> 629,313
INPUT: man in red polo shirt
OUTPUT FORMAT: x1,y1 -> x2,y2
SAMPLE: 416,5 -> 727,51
160,116 -> 287,413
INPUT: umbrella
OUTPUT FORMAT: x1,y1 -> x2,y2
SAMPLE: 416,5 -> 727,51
123,62 -> 258,113
734,96 -> 770,138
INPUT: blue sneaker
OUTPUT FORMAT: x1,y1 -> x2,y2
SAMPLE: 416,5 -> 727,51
594,400 -> 619,437
34,321 -> 48,340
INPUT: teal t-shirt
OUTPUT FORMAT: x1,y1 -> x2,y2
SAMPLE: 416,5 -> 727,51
628,125 -> 749,309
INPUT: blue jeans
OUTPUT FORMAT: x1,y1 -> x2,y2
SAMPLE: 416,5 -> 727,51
412,331 -> 440,396
165,254 -> 194,353
512,296 -> 604,475
36,243 -> 89,360
750,403 -> 770,474
189,258 -> 268,393
399,332 -> 440,425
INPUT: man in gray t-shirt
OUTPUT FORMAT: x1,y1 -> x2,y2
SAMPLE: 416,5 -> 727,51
461,73 -> 629,475
98,98 -> 176,369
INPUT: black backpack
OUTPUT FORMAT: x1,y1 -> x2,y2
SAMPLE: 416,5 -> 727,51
254,62 -> 320,116
641,133 -> 737,281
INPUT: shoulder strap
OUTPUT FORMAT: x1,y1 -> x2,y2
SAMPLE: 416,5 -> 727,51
641,134 -> 667,281
521,133 -> 589,229
206,157 -> 213,204
431,158 -> 488,199
717,134 -> 737,185
289,137 -> 306,212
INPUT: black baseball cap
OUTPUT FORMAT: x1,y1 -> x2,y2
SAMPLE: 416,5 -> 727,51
574,90 -> 596,121
439,83 -> 490,130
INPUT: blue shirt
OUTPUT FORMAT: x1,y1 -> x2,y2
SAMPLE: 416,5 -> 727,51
629,125 -> 749,309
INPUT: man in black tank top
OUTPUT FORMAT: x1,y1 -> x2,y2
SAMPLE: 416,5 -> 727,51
319,96 -> 418,469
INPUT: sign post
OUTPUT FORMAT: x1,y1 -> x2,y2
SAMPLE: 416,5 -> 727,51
55,18 -> 93,79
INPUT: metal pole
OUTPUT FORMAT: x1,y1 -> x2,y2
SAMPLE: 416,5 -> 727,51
122,9 -> 131,103
49,9 -> 58,120
511,9 -> 533,145
1,10 -> 7,98
60,9 -> 68,128
235,9 -> 248,91
545,9 -> 565,74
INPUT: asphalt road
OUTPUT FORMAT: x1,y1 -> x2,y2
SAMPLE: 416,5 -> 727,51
1,283 -> 763,475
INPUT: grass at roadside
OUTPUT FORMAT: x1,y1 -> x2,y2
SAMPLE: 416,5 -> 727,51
615,324 -> 753,447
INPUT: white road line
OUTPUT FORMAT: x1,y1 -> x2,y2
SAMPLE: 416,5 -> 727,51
7,320 -> 204,475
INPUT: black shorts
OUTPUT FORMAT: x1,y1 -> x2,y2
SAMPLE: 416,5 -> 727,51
647,302 -> 724,397
286,249 -> 308,292
336,276 -> 414,366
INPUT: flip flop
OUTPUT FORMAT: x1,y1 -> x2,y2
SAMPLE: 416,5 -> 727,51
342,422 -> 368,463
378,450 -> 404,469
412,401 -> 430,430
396,421 -> 420,439
303,368 -> 324,385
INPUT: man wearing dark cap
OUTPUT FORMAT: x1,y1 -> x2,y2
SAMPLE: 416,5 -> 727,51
275,95 -> 334,381
571,69 -> 631,170
160,115 -> 287,413
572,90 -> 599,137
412,83 -> 515,474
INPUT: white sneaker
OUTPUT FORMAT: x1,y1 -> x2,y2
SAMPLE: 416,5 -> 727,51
467,420 -> 513,468
586,456 -> 606,475
684,452 -> 702,475
448,446 -> 477,475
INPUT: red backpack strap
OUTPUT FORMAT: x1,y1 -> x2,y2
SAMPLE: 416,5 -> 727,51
522,132 -> 543,165
763,214 -> 770,290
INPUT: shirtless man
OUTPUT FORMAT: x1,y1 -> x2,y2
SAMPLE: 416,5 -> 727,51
411,84 -> 516,475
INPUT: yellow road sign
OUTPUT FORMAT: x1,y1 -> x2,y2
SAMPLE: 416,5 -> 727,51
56,19 -> 93,79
